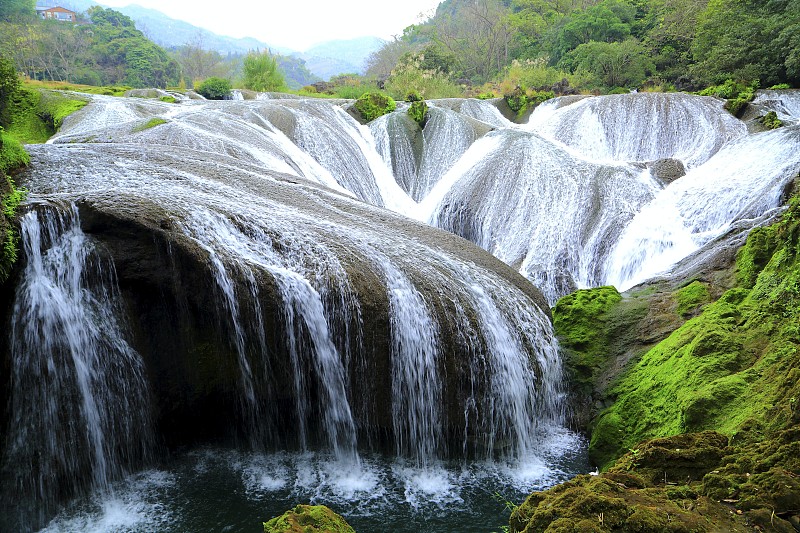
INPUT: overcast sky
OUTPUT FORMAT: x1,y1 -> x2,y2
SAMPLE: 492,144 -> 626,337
98,0 -> 442,51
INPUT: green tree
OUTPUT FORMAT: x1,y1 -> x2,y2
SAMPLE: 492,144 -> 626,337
548,1 -> 635,63
241,51 -> 286,92
691,0 -> 800,86
0,56 -> 21,128
562,38 -> 655,88
0,0 -> 34,22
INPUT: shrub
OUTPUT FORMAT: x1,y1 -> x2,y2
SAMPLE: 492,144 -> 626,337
353,92 -> 396,122
759,111 -> 783,130
408,100 -> 428,126
503,87 -> 555,116
195,77 -> 231,100
242,51 -> 287,92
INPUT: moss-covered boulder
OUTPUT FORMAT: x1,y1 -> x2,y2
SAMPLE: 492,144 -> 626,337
263,504 -> 355,533
352,92 -> 396,123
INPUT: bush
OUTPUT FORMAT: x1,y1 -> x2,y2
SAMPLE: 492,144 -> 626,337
503,87 -> 555,115
759,111 -> 783,130
353,92 -> 396,122
408,100 -> 428,126
195,77 -> 231,100
384,58 -> 462,100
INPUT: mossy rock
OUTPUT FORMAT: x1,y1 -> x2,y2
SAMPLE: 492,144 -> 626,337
263,504 -> 355,533
352,92 -> 396,123
674,280 -> 710,317
609,431 -> 729,485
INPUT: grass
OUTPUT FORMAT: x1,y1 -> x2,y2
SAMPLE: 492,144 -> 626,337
7,86 -> 88,144
22,79 -> 132,96
132,117 -> 168,133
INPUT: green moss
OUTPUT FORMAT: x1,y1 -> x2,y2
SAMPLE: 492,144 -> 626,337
674,280 -> 710,317
353,92 -> 396,123
263,504 -> 355,533
159,95 -> 176,103
407,100 -> 428,127
588,197 -> 800,472
510,432 -> 757,532
554,286 -> 622,390
6,88 -> 88,144
132,117 -> 168,133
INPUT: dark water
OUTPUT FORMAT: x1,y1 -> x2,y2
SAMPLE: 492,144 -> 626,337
39,428 -> 587,533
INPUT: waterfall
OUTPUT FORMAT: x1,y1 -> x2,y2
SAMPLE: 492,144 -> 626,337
604,124 -> 800,290
10,89 -> 798,529
1,205 -> 153,531
527,92 -> 747,167
752,89 -> 800,122
424,129 -> 659,304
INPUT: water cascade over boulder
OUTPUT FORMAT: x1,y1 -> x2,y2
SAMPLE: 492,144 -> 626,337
1,89 -> 799,531
0,94 -> 564,530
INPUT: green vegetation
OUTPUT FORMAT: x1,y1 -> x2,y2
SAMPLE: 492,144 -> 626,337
242,51 -> 287,93
408,100 -> 429,126
353,92 -> 396,123
366,0 -> 799,95
132,117 -> 168,133
6,87 -> 87,144
674,280 -> 710,317
521,197 -> 800,532
1,7 -> 179,88
263,505 -> 355,533
195,77 -> 231,100
759,110 -> 783,130
587,197 -> 800,469
553,286 -> 622,396
0,129 -> 28,283
698,79 -> 759,116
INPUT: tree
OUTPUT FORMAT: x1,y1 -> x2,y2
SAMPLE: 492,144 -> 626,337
0,0 -> 35,22
691,0 -> 799,86
0,56 -> 21,128
562,38 -> 655,88
548,1 -> 634,64
241,51 -> 286,92
174,34 -> 228,87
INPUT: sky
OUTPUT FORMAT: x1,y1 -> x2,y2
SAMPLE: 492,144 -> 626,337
97,0 -> 443,51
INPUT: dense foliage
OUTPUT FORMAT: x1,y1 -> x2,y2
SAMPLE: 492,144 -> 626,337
368,0 -> 799,94
242,51 -> 287,92
0,6 -> 179,88
195,77 -> 232,100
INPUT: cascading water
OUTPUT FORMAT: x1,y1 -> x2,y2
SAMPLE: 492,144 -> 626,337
1,205 -> 153,532
752,89 -> 800,123
526,92 -> 747,167
604,123 -> 800,290
423,128 -> 659,304
6,87 -> 800,532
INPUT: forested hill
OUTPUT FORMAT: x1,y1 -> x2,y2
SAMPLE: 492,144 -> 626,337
368,0 -> 800,92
